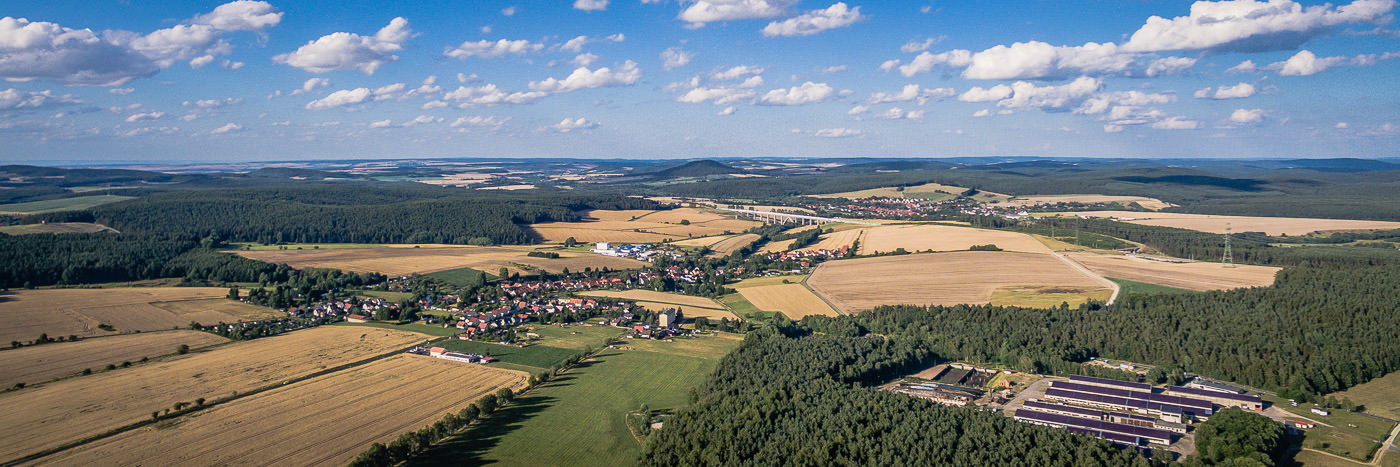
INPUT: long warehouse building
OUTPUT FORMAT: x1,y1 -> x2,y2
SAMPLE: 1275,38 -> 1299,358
1014,409 -> 1173,446
1043,387 -> 1209,422
1165,385 -> 1263,410
1052,381 -> 1214,414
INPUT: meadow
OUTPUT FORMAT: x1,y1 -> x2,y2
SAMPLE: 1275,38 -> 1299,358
439,340 -> 581,370
1330,370 -> 1400,420
0,195 -> 134,215
0,326 -> 428,464
406,333 -> 743,467
29,355 -> 526,467
0,288 -> 282,344
731,279 -> 840,319
0,330 -> 227,388
807,251 -> 1114,312
0,222 -> 117,235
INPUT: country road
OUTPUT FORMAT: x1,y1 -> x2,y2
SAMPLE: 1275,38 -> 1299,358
1050,250 -> 1120,305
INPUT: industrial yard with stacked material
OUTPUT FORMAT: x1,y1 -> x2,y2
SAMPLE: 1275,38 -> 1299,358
1011,375 -> 1265,450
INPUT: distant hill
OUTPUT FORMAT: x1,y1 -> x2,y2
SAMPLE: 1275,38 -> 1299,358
824,160 -> 955,173
646,160 -> 745,178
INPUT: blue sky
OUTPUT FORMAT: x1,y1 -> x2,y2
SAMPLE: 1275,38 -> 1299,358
1,0 -> 1398,163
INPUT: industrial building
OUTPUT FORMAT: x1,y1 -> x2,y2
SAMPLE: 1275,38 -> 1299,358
1013,409 -> 1173,446
1164,385 -> 1263,411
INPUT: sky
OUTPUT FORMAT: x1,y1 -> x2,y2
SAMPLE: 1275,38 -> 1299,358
1,0 -> 1398,163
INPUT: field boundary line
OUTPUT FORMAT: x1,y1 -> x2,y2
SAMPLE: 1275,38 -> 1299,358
1051,250 -> 1120,306
4,335 -> 447,466
799,274 -> 844,316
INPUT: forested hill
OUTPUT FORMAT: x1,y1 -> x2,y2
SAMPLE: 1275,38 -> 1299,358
32,186 -> 658,245
805,263 -> 1400,399
640,329 -> 1151,466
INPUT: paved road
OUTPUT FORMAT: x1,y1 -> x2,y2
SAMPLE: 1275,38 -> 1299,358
1050,250 -> 1120,305
998,377 -> 1061,416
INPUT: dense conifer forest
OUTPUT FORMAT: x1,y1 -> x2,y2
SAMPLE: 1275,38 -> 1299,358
640,329 -> 1153,466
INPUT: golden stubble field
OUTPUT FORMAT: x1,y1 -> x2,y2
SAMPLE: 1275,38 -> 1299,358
807,251 -> 1114,313
30,355 -> 527,467
1061,251 -> 1279,291
1053,211 -> 1400,236
857,224 -> 1052,255
0,326 -> 428,463
1001,195 -> 1174,210
236,245 -> 646,277
734,284 -> 839,319
0,288 -> 282,344
579,290 -> 740,321
0,330 -> 227,388
706,233 -> 761,256
527,208 -> 760,244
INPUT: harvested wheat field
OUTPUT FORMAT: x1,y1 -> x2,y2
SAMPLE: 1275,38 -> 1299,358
857,224 -> 1051,255
669,235 -> 732,247
0,222 -> 117,235
807,251 -> 1114,313
1002,195 -> 1173,210
0,326 -> 428,463
1054,211 -> 1400,236
236,245 -> 645,277
707,233 -> 761,256
0,331 -> 227,389
1062,251 -> 1279,291
528,208 -> 760,243
730,277 -> 838,319
631,302 -> 740,321
791,228 -> 865,253
579,290 -> 724,309
0,288 -> 281,344
30,355 -> 526,467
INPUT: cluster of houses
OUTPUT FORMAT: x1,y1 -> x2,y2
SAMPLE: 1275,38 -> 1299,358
626,308 -> 681,339
279,296 -> 398,323
449,296 -> 622,338
764,245 -> 850,267
592,242 -> 672,260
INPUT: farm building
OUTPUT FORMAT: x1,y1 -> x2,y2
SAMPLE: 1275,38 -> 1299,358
1068,375 -> 1151,392
1311,408 -> 1330,416
1289,420 -> 1316,429
891,382 -> 983,406
1022,400 -> 1187,434
1013,409 -> 1172,446
1164,385 -> 1262,410
1184,377 -> 1246,394
1043,381 -> 1213,422
657,308 -> 680,329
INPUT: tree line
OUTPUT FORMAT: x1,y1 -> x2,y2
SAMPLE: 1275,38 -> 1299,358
803,263 -> 1400,400
31,186 -> 659,245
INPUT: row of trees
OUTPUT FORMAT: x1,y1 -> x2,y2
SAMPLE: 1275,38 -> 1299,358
804,263 -> 1400,399
34,187 -> 659,245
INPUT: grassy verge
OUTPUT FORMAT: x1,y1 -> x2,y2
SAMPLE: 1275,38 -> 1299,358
423,266 -> 494,287
1107,277 -> 1197,296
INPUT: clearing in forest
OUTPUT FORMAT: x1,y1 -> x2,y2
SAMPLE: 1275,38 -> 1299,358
0,288 -> 281,344
527,208 -> 760,244
235,245 -> 645,277
0,195 -> 134,215
29,355 -> 526,467
406,333 -> 743,467
1329,370 -> 1400,420
0,326 -> 428,463
1061,251 -> 1279,291
0,222 -> 117,235
0,330 -> 227,389
857,224 -> 1051,255
814,182 -> 1009,203
807,251 -> 1113,313
1048,211 -> 1400,236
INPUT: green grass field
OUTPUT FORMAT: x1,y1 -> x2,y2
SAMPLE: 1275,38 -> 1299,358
423,266 -> 493,287
717,293 -> 774,321
1108,277 -> 1197,296
1263,394 -> 1396,462
356,290 -> 413,302
440,340 -> 582,370
1331,370 -> 1400,420
408,333 -> 742,466
0,222 -> 115,235
521,325 -> 623,351
0,195 -> 134,214
1303,426 -> 1384,462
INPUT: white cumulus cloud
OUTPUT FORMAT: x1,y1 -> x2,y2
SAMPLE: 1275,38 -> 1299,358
1123,0 -> 1396,53
761,2 -> 863,37
1204,82 -> 1257,99
1151,116 -> 1201,130
813,127 -> 862,138
867,84 -> 955,105
679,0 -> 798,27
958,85 -> 1013,103
444,39 -> 544,59
1229,108 -> 1266,123
273,17 -> 412,74
1275,49 -> 1349,76
305,87 -> 371,110
528,61 -> 641,94
209,122 -> 242,134
757,81 -> 835,105
575,0 -> 610,11
551,117 -> 597,132
444,84 -> 546,107
660,47 -> 694,70
125,111 -> 165,122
